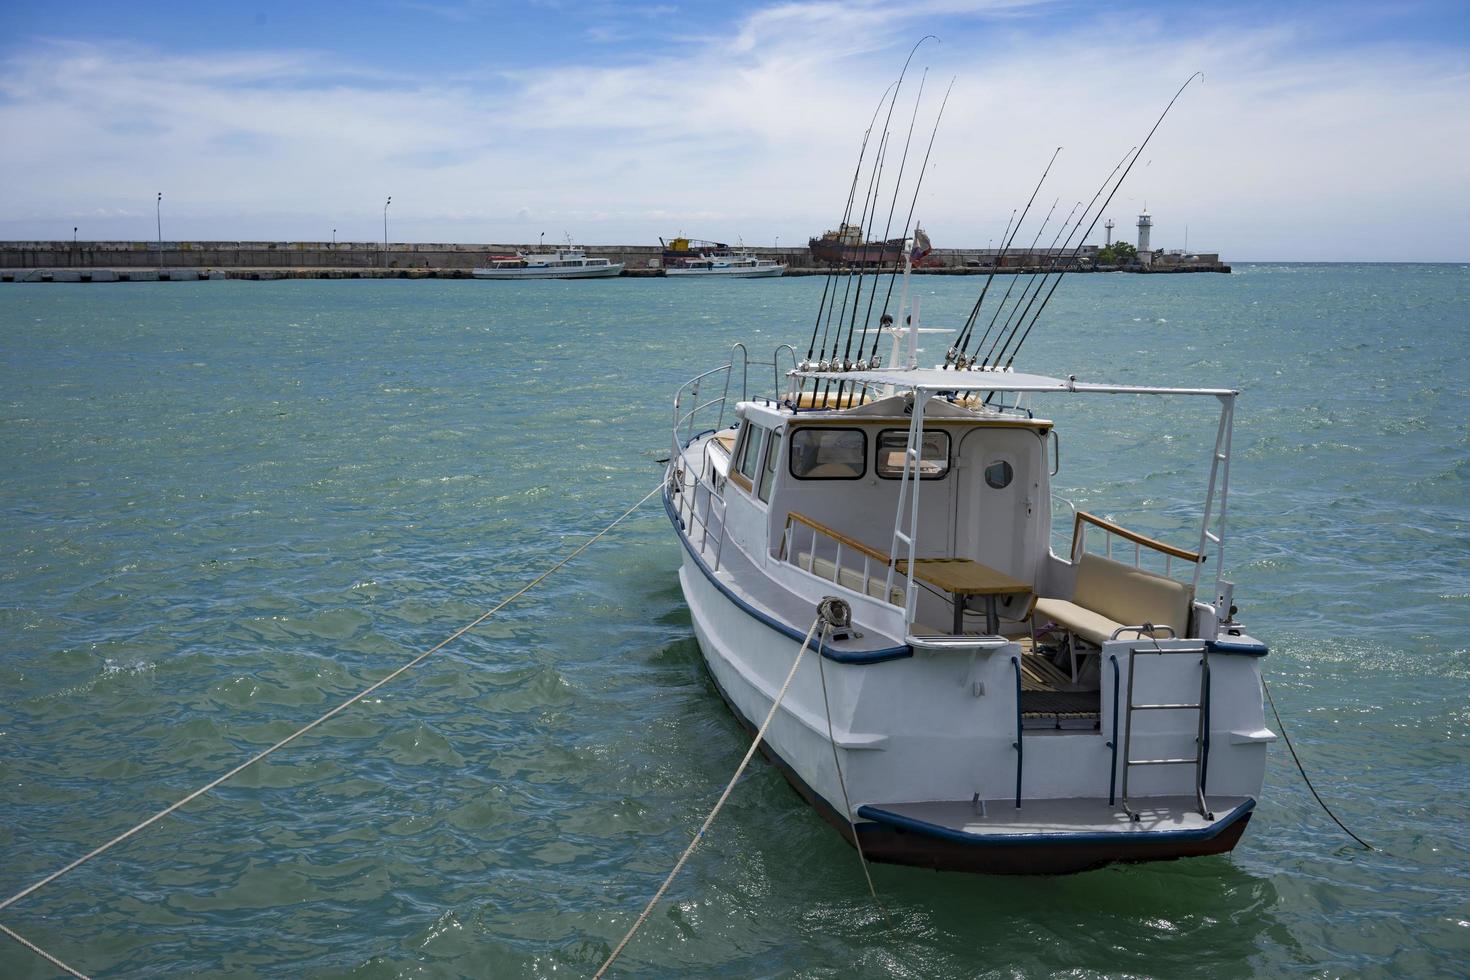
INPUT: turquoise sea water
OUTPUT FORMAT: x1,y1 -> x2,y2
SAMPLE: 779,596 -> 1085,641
1,266 -> 1467,977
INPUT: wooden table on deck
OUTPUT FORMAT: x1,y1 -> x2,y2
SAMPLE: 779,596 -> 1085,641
895,558 -> 1032,636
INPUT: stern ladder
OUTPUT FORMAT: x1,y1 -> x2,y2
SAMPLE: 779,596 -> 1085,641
1119,636 -> 1213,821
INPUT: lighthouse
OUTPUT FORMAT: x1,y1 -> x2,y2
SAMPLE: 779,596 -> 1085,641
1104,218 -> 1114,247
1136,211 -> 1152,253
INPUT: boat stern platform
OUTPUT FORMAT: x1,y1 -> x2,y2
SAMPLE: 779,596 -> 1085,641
854,795 -> 1254,875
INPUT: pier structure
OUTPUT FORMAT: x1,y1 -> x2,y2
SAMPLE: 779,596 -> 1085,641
0,238 -> 1229,281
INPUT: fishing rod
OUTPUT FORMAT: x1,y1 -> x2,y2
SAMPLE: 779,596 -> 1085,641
823,127 -> 893,403
807,82 -> 897,362
873,74 -> 957,354
979,147 -> 1133,369
949,146 -> 1061,366
803,81 -> 900,401
827,126 -> 891,369
946,209 -> 1011,365
958,176 -> 1057,366
843,75 -> 957,406
970,197 -> 1079,368
964,195 -> 1058,367
851,66 -> 929,373
952,147 -> 1061,361
999,72 -> 1202,370
833,38 -> 935,384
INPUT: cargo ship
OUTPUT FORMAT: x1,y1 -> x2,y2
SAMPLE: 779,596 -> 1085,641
808,223 -> 908,266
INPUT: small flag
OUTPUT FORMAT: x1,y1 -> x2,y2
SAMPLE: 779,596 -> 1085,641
910,227 -> 932,262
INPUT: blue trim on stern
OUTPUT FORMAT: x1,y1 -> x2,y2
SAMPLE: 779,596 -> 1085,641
854,797 -> 1256,848
1207,639 -> 1268,657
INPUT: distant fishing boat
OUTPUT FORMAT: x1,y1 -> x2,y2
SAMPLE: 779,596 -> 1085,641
665,250 -> 786,279
472,247 -> 622,279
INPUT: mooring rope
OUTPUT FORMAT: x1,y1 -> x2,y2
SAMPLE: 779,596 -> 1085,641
594,613 -> 830,979
0,924 -> 89,979
0,483 -> 664,973
815,617 -> 889,924
1262,677 -> 1373,850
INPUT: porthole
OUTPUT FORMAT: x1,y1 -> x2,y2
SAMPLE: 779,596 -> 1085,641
984,460 -> 1013,489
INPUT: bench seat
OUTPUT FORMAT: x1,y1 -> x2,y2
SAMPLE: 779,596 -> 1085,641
1033,597 -> 1124,646
1034,552 -> 1193,646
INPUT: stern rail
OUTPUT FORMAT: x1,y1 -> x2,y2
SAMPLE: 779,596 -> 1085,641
1072,510 -> 1203,581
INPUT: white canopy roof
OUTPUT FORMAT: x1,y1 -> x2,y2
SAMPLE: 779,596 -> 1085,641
789,366 -> 1237,398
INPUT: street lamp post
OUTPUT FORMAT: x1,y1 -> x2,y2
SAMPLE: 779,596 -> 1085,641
382,197 -> 391,268
332,228 -> 336,245
156,192 -> 163,268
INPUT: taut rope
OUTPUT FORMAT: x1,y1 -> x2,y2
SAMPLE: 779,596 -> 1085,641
594,609 -> 835,978
0,484 -> 663,974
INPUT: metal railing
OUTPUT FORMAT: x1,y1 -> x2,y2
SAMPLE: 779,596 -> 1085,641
672,446 -> 730,571
668,344 -> 798,575
670,343 -> 797,461
777,511 -> 903,607
1071,510 -> 1203,581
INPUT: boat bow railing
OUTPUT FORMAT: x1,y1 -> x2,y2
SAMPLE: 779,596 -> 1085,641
671,343 -> 798,459
673,444 -> 730,571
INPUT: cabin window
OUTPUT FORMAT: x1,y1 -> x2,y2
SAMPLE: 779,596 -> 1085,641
758,430 -> 783,502
985,459 -> 1014,489
876,429 -> 950,480
737,424 -> 765,482
789,428 -> 866,480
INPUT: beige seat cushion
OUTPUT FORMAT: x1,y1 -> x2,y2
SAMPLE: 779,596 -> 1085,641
1033,597 -> 1122,646
1035,553 -> 1193,645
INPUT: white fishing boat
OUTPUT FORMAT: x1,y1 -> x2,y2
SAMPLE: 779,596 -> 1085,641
472,247 -> 623,279
663,247 -> 1273,874
665,250 -> 786,278
665,339 -> 1271,873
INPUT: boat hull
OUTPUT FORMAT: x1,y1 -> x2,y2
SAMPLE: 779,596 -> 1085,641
671,494 -> 1260,875
471,263 -> 623,279
807,238 -> 903,266
698,635 -> 1253,874
665,264 -> 786,278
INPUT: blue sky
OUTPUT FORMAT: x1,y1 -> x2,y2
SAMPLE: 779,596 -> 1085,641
3,0 -> 1467,259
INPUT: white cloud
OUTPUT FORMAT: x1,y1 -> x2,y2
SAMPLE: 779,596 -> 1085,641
0,4 -> 1465,260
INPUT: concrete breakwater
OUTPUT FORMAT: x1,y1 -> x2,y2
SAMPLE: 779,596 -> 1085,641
0,240 -> 1229,279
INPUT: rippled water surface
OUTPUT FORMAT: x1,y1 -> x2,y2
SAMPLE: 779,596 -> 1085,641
2,266 -> 1467,977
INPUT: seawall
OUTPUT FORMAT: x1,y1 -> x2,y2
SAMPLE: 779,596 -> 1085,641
0,241 -> 1230,278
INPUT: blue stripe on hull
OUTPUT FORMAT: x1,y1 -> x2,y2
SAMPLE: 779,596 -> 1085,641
664,488 -> 912,665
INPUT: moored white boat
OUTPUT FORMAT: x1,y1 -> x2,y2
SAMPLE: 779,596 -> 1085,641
472,247 -> 623,279
665,336 -> 1272,874
665,250 -> 786,278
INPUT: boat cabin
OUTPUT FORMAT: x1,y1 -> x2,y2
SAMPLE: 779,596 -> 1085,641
722,394 -> 1052,640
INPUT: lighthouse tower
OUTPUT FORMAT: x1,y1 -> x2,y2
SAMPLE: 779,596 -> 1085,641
1136,210 -> 1153,253
1104,218 -> 1114,246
